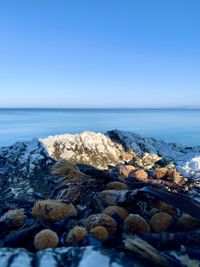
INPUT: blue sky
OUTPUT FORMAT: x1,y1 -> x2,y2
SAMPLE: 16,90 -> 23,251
0,0 -> 200,108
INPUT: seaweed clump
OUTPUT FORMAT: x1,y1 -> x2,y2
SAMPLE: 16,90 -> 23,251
0,209 -> 26,229
32,200 -> 77,222
124,214 -> 150,234
1,158 -> 200,266
66,226 -> 88,245
34,229 -> 59,250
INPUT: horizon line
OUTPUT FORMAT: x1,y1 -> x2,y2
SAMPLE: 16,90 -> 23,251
0,107 -> 199,110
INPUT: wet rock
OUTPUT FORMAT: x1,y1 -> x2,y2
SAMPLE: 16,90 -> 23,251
107,129 -> 200,178
0,139 -> 55,206
41,131 -> 135,169
1,129 -> 200,266
0,246 -> 144,267
1,129 -> 200,211
156,158 -> 172,167
135,153 -> 161,169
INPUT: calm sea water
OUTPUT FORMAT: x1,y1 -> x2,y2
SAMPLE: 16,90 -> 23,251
0,109 -> 200,147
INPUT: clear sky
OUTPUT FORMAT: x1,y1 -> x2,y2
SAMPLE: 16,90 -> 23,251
0,0 -> 200,108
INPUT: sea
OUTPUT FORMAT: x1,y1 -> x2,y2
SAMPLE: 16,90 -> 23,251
0,108 -> 200,148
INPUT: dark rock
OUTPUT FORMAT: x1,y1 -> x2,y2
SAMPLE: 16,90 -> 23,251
0,246 -> 145,267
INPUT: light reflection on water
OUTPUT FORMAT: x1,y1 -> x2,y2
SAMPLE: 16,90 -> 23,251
0,109 -> 200,147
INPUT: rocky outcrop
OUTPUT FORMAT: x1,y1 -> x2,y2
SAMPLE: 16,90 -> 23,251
1,130 -> 200,267
41,129 -> 200,178
41,131 -> 134,169
0,139 -> 56,209
0,246 -> 140,267
107,130 -> 200,178
1,129 -> 200,207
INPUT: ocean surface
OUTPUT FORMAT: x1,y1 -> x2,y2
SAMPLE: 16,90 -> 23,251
0,109 -> 200,147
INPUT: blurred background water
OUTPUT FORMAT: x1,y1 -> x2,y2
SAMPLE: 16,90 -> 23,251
0,109 -> 200,147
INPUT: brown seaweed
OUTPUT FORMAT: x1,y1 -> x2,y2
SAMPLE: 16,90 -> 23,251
128,179 -> 186,192
139,186 -> 200,220
1,220 -> 41,249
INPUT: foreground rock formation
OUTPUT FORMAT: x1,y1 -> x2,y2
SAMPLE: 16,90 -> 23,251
0,130 -> 200,266
0,130 -> 200,204
0,246 -> 139,267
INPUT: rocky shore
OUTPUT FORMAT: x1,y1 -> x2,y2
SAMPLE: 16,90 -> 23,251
0,130 -> 200,266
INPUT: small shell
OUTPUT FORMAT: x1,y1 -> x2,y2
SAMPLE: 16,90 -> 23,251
124,214 -> 150,234
32,200 -> 77,222
66,226 -> 88,245
34,229 -> 59,250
